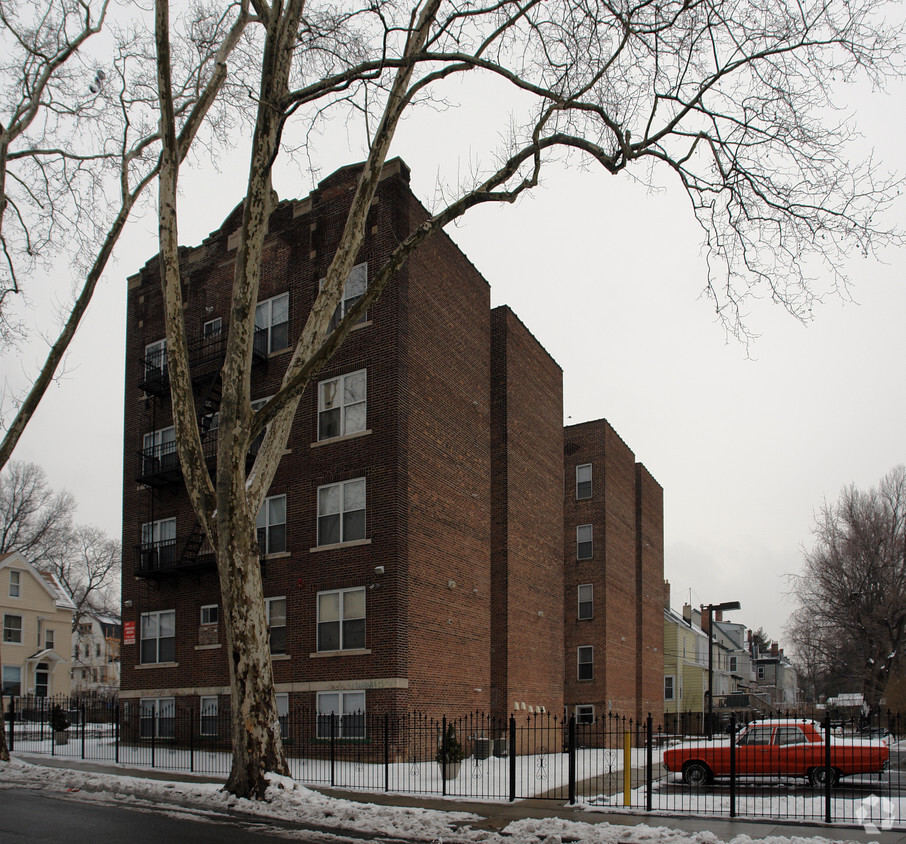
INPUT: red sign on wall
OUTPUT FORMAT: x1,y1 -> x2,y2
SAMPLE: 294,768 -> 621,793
123,620 -> 136,646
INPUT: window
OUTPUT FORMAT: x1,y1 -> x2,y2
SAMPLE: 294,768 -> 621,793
95,644 -> 101,657
665,675 -> 675,701
255,292 -> 289,353
576,464 -> 592,500
324,263 -> 368,332
577,584 -> 593,620
576,524 -> 593,560
142,426 -> 177,474
203,317 -> 222,338
577,646 -> 593,680
140,610 -> 175,664
757,665 -> 765,680
729,655 -> 738,673
1,666 -> 21,696
317,690 -> 365,739
317,478 -> 366,545
141,518 -> 177,570
34,662 -> 49,697
317,588 -> 365,651
256,495 -> 286,555
276,692 -> 289,738
200,696 -> 218,736
575,705 -> 594,725
200,605 -> 218,626
45,628 -> 54,650
776,726 -> 807,746
140,697 -> 175,739
9,569 -> 20,598
266,597 -> 287,655
738,725 -> 772,746
3,614 -> 22,644
145,338 -> 167,373
318,369 -> 367,440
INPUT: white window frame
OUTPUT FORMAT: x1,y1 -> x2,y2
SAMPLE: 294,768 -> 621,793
317,587 -> 366,652
576,524 -> 593,560
140,697 -> 175,739
200,696 -> 218,736
577,584 -> 593,620
203,317 -> 222,338
200,605 -> 218,626
255,292 -> 289,353
317,478 -> 366,546
729,655 -> 738,673
45,627 -> 54,651
577,645 -> 593,681
322,262 -> 368,331
665,675 -> 676,701
266,596 -> 287,655
3,613 -> 22,644
9,569 -> 20,598
575,704 -> 594,724
317,690 -> 366,739
142,426 -> 176,470
757,665 -> 765,680
257,494 -> 287,555
1,665 -> 22,696
576,464 -> 592,500
144,338 -> 167,370
140,609 -> 176,664
318,369 -> 367,441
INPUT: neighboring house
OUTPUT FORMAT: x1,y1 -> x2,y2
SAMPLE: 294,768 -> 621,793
752,641 -> 799,707
119,157 -> 665,732
663,592 -> 709,716
712,617 -> 754,697
72,612 -> 122,695
1,551 -> 75,698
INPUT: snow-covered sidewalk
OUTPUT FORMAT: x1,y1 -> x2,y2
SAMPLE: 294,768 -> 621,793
1,755 -> 897,844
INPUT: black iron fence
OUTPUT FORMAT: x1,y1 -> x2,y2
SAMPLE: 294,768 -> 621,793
5,697 -> 903,829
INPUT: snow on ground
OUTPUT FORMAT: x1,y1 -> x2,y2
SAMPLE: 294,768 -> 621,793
0,757 -> 865,844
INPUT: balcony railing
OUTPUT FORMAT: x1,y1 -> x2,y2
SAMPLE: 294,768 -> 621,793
134,532 -> 215,579
136,440 -> 181,486
138,327 -> 268,397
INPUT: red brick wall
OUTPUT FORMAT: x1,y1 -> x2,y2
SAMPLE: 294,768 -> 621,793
490,307 -> 564,719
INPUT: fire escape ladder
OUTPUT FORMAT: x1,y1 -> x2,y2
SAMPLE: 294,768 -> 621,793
180,522 -> 206,567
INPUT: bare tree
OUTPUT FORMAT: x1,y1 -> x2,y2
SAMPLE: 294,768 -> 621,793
0,461 -> 75,564
151,0 -> 904,797
0,0 -> 254,471
790,467 -> 906,715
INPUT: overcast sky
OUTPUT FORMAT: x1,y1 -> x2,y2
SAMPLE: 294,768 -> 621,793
4,51 -> 905,653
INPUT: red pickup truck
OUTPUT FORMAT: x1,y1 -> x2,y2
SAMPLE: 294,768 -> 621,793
663,720 -> 889,787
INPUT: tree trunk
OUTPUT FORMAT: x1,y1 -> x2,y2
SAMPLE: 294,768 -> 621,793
218,512 -> 289,797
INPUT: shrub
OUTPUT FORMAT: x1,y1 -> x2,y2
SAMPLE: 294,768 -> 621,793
50,705 -> 71,732
436,723 -> 464,764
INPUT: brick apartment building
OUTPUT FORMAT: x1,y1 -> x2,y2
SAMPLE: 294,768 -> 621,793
119,157 -> 663,731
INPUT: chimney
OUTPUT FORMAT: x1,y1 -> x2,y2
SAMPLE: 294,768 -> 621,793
699,605 -> 710,635
664,580 -> 671,611
771,642 -> 779,657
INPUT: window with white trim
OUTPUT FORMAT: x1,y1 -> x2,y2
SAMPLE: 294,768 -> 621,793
140,697 -> 175,738
317,690 -> 366,739
577,584 -> 593,620
576,464 -> 592,500
266,597 -> 287,654
576,524 -> 593,560
145,338 -> 167,371
142,426 -> 177,474
317,588 -> 365,651
9,569 -> 20,598
45,628 -> 54,650
203,317 -> 222,338
318,369 -> 366,440
200,605 -> 218,626
200,696 -> 218,736
317,478 -> 365,545
141,518 -> 177,570
757,665 -> 765,680
323,263 -> 368,332
665,675 -> 676,700
1,666 -> 21,696
276,692 -> 289,738
255,293 -> 289,353
575,704 -> 594,724
729,655 -> 738,673
257,494 -> 286,555
577,645 -> 593,680
140,610 -> 175,664
3,614 -> 22,644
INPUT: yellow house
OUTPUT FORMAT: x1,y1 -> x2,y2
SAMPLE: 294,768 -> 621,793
1,551 -> 75,698
663,604 -> 708,715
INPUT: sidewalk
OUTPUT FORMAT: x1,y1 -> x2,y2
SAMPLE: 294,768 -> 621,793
12,753 -> 906,843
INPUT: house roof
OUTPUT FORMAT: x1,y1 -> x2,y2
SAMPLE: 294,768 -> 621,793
0,550 -> 76,611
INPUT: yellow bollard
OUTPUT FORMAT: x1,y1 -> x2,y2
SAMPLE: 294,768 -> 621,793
623,730 -> 631,806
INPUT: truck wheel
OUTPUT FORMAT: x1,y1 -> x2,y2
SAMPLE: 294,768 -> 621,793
682,761 -> 712,786
808,766 -> 839,787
